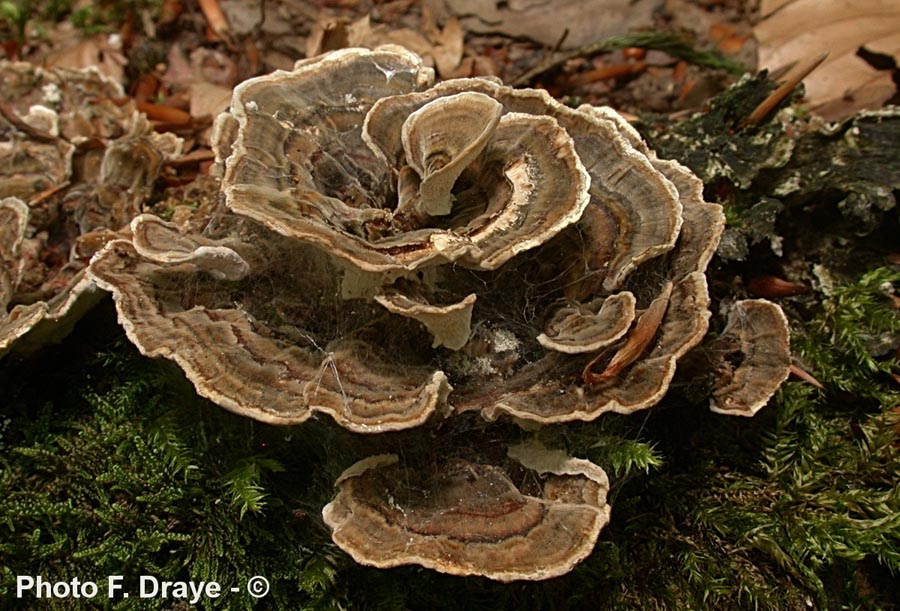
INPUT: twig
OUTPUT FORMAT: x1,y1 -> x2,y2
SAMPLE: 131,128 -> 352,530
509,31 -> 744,87
507,29 -> 567,86
741,53 -> 828,128
565,61 -> 647,87
137,102 -> 192,125
252,0 -> 267,38
164,149 -> 216,168
28,182 -> 70,206
767,58 -> 799,82
0,103 -> 57,142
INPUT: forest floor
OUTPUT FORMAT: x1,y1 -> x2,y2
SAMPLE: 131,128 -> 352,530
1,1 -> 900,610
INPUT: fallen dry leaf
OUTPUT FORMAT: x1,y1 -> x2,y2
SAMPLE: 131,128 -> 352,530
425,0 -> 658,50
45,30 -> 127,85
348,16 -> 433,58
159,43 -> 236,138
189,81 -> 232,121
307,14 -> 464,77
190,47 -> 240,88
162,43 -> 194,84
305,17 -> 351,56
422,9 -> 464,77
198,0 -> 233,44
756,0 -> 900,121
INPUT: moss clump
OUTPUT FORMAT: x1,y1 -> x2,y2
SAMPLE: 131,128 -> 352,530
0,305 -> 345,610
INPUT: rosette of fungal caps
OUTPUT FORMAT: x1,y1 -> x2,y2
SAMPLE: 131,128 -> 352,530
88,46 -> 790,580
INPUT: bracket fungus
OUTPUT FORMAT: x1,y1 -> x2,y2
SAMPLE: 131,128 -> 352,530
91,45 -> 741,428
709,299 -> 792,417
82,46 -> 793,580
322,440 -> 611,581
0,61 -> 181,355
91,211 -> 452,431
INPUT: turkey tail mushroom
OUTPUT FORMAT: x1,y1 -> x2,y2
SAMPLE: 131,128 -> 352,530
322,440 -> 611,582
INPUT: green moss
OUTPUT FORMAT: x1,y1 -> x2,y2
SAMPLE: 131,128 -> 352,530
0,307 -> 334,609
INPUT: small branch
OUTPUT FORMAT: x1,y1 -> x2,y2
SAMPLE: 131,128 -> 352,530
252,0 -> 267,38
510,31 -> 744,87
741,53 -> 828,128
0,103 -> 57,142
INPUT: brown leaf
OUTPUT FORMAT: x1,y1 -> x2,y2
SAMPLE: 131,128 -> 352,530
425,0 -> 657,50
566,61 -> 646,87
308,14 -> 464,78
188,82 -> 232,120
347,16 -> 433,58
755,0 -> 900,121
198,0 -> 233,45
189,47 -> 239,88
45,32 -> 127,85
305,17 -> 351,57
429,17 -> 464,77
